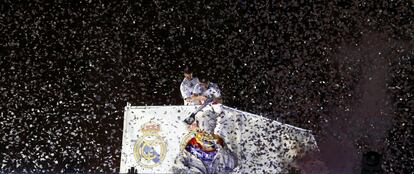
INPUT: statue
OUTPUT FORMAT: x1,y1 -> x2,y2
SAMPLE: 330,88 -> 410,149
173,105 -> 237,174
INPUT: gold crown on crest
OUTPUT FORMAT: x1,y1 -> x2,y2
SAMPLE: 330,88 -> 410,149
140,123 -> 161,133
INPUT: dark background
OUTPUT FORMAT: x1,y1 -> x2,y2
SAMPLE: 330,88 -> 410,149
1,0 -> 413,173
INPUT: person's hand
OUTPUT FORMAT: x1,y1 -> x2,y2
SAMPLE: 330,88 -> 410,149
199,96 -> 207,102
213,97 -> 223,104
184,97 -> 192,102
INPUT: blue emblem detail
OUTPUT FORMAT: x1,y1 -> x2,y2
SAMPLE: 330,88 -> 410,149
141,144 -> 161,163
185,144 -> 217,162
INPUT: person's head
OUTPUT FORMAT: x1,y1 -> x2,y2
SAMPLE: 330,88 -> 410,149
197,73 -> 209,87
183,67 -> 193,80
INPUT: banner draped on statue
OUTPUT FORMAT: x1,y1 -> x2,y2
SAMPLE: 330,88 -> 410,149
120,104 -> 318,173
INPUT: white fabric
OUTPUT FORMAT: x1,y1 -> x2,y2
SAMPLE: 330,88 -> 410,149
174,104 -> 236,174
180,77 -> 199,99
173,145 -> 237,174
214,106 -> 318,173
120,105 -> 318,173
195,105 -> 222,133
192,82 -> 221,98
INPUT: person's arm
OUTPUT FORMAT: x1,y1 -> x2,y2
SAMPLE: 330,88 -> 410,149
191,93 -> 207,104
213,97 -> 223,103
191,93 -> 199,101
180,82 -> 192,101
211,84 -> 223,103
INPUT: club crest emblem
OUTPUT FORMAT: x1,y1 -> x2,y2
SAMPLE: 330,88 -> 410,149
133,122 -> 167,168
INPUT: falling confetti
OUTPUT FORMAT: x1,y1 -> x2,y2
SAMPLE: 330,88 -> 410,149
0,0 -> 413,173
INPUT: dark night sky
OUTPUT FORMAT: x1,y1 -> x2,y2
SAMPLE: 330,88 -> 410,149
1,0 -> 413,173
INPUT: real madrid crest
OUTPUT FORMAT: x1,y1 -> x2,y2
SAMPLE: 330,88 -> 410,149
133,122 -> 167,168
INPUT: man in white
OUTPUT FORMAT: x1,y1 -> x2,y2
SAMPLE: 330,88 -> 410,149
180,68 -> 199,105
191,75 -> 223,105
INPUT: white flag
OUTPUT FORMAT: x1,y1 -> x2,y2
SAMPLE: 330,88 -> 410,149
120,104 -> 317,173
